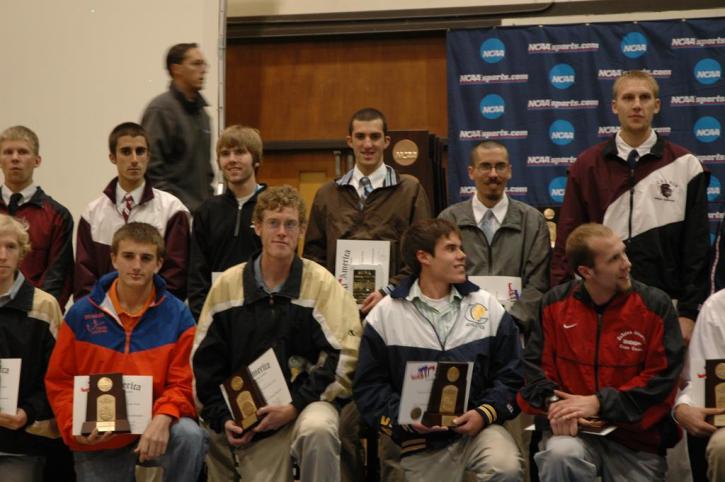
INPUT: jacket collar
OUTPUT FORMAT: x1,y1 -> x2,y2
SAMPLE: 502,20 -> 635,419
103,177 -> 155,205
222,183 -> 267,204
602,133 -> 665,162
391,274 -> 480,299
0,186 -> 48,210
336,164 -> 399,189
571,278 -> 633,310
242,250 -> 304,304
169,82 -> 208,113
2,276 -> 35,312
454,197 -> 525,233
88,271 -> 168,306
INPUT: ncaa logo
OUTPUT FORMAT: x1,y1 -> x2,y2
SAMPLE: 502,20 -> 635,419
694,116 -> 721,143
549,64 -> 575,90
480,38 -> 506,64
621,32 -> 648,59
694,58 -> 722,85
549,177 -> 567,203
708,176 -> 721,202
480,94 -> 505,119
549,120 -> 575,146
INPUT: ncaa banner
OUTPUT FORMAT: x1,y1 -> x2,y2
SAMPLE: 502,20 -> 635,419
447,18 -> 725,243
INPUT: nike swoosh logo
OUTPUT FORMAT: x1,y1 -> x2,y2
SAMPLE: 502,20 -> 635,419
563,323 -> 577,329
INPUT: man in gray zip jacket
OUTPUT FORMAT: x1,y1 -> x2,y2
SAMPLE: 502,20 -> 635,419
438,140 -> 550,480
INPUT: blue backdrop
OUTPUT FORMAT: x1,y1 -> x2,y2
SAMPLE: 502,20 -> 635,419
447,18 -> 725,243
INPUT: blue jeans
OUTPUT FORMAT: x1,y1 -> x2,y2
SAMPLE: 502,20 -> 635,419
73,417 -> 208,482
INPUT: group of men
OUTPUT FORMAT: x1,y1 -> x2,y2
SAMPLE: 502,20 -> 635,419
0,40 -> 723,482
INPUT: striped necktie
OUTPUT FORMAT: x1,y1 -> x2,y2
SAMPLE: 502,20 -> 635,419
359,176 -> 373,207
122,194 -> 134,223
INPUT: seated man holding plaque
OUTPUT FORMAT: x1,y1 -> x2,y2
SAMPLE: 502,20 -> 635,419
673,288 -> 725,481
45,222 -> 207,482
0,214 -> 63,481
353,218 -> 524,482
518,223 -> 684,482
192,185 -> 361,482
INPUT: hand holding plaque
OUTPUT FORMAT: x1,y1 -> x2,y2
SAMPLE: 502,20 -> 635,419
705,359 -> 725,427
223,368 -> 266,431
81,373 -> 131,435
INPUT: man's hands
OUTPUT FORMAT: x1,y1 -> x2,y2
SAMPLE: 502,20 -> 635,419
224,404 -> 299,447
451,410 -> 486,437
678,317 -> 695,346
675,404 -> 725,438
0,408 -> 27,430
550,417 -> 579,436
135,414 -> 172,463
74,428 -> 116,446
361,290 -> 385,314
548,390 -> 600,423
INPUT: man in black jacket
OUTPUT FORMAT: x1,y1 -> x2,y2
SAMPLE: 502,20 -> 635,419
188,125 -> 266,321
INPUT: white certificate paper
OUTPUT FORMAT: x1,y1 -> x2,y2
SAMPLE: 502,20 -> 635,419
398,362 -> 438,425
72,375 -> 153,435
248,348 -> 292,406
0,358 -> 21,414
335,240 -> 390,306
468,276 -> 522,311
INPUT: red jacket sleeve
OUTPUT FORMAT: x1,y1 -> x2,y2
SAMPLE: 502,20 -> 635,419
161,210 -> 191,300
73,218 -> 99,301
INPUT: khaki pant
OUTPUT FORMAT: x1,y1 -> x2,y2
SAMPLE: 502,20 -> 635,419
204,420 -> 238,482
400,424 -> 522,482
235,401 -> 340,482
504,412 -> 533,482
707,427 -> 725,481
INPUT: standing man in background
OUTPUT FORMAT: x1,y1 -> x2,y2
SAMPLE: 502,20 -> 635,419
551,70 -> 709,345
0,125 -> 74,308
142,42 -> 213,213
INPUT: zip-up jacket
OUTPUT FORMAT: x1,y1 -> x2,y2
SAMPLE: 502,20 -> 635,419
303,166 -> 431,291
353,276 -> 523,457
45,272 -> 197,452
74,178 -> 190,301
0,187 -> 74,307
192,255 -> 361,436
711,219 -> 725,293
518,279 -> 684,454
439,197 -> 550,334
551,135 -> 709,320
187,185 -> 266,321
141,83 -> 213,213
0,279 -> 61,455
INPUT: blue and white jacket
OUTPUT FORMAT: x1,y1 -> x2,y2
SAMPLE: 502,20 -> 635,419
353,276 -> 523,456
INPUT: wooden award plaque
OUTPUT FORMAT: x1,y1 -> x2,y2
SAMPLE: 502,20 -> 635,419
706,359 -> 725,427
223,367 -> 267,431
422,362 -> 469,427
81,373 -> 131,435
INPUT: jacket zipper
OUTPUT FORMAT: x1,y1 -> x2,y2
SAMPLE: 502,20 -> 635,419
234,203 -> 242,237
628,166 -> 635,242
594,313 -> 603,390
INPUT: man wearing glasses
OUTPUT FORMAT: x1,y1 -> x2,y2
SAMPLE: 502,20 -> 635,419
438,140 -> 550,479
142,42 -> 213,213
193,185 -> 361,482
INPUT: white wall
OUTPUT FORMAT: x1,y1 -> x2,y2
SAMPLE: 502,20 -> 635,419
0,0 -> 221,223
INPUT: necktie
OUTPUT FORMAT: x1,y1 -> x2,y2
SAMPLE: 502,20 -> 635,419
359,176 -> 373,207
7,193 -> 22,216
626,149 -> 639,170
122,194 -> 134,223
480,210 -> 496,244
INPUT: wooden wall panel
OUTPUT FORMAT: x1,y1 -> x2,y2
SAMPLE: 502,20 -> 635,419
225,34 -> 448,141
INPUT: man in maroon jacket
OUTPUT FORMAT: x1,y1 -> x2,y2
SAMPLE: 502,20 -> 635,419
0,125 -> 74,308
520,223 -> 684,481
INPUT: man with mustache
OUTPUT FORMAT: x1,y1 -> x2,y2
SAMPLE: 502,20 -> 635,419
551,70 -> 709,346
438,139 -> 550,480
74,122 -> 190,301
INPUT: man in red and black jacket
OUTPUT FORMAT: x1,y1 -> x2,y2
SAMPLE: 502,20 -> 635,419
551,70 -> 709,346
519,223 -> 684,481
0,125 -> 74,308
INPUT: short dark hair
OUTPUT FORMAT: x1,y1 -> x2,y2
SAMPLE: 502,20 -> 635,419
166,43 -> 198,76
401,218 -> 460,274
469,140 -> 509,167
109,122 -> 149,155
111,222 -> 166,259
348,107 -> 388,135
565,223 -> 614,274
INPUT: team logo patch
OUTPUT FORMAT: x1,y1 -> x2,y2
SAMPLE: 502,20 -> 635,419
617,330 -> 645,352
654,179 -> 679,203
85,318 -> 109,335
465,303 -> 489,330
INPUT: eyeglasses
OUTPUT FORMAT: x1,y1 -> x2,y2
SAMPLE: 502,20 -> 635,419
263,219 -> 300,232
475,162 -> 509,174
